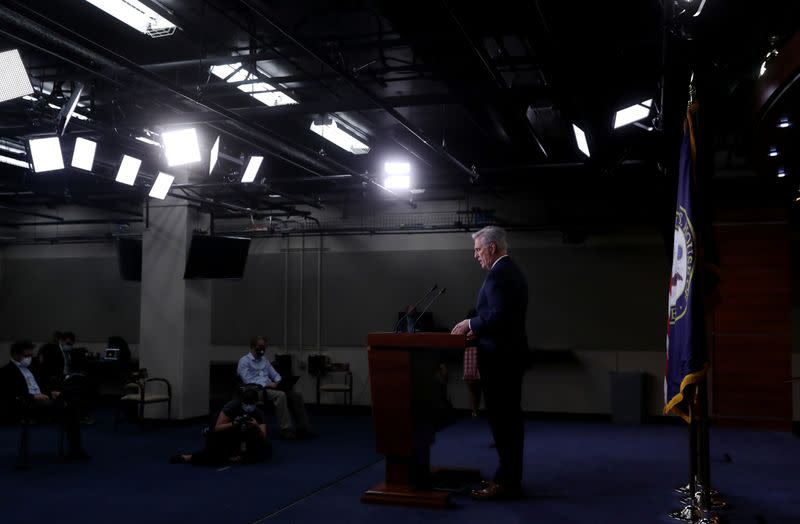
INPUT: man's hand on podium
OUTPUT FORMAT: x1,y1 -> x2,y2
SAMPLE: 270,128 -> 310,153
451,319 -> 470,335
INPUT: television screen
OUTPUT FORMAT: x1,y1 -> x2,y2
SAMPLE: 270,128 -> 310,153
117,237 -> 142,281
184,235 -> 251,279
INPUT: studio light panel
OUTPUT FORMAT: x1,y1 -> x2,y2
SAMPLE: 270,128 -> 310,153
0,49 -> 34,103
71,137 -> 96,171
162,128 -> 201,167
149,172 -> 174,199
116,155 -> 141,186
241,156 -> 263,183
28,137 -> 64,172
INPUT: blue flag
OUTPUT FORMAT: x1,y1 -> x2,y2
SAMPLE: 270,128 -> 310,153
664,102 -> 709,422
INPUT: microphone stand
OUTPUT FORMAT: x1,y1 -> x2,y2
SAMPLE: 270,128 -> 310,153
411,288 -> 447,332
394,285 -> 438,333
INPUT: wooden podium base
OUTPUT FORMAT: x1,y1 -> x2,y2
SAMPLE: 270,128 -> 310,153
361,483 -> 452,508
361,467 -> 483,508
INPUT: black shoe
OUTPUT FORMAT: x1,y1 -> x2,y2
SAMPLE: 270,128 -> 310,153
469,481 -> 522,501
296,428 -> 316,440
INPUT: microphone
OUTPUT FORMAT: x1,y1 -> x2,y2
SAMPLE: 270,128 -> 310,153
394,284 -> 438,333
411,287 -> 446,332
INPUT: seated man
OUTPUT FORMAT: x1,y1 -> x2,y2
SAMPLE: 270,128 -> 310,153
237,336 -> 312,440
36,331 -> 92,423
0,340 -> 89,460
170,388 -> 272,466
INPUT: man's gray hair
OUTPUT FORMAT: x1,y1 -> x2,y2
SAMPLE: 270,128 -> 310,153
472,226 -> 508,252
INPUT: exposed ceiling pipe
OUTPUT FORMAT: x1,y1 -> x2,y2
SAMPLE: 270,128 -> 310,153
237,0 -> 479,182
205,122 -> 414,209
0,204 -> 63,221
139,35 -> 409,71
127,93 -> 457,126
168,190 -> 311,218
442,0 -> 548,158
0,218 -> 141,227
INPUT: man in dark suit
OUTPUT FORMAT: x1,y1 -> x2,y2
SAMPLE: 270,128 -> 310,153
0,340 -> 88,460
36,331 -> 72,393
452,226 -> 528,500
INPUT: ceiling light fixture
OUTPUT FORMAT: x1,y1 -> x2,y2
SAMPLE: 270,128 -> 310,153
209,136 -> 220,175
759,48 -> 780,78
384,175 -> 411,189
209,63 -> 298,107
161,128 -> 201,166
135,135 -> 161,147
310,116 -> 370,155
116,155 -> 141,186
0,154 -> 30,168
28,137 -> 64,172
777,168 -> 786,178
769,146 -> 779,157
56,81 -> 84,136
0,49 -> 34,103
83,0 -> 176,38
71,137 -> 97,171
692,0 -> 708,17
149,172 -> 175,199
384,161 -> 411,175
613,99 -> 653,129
241,156 -> 264,183
0,139 -> 25,155
572,124 -> 590,158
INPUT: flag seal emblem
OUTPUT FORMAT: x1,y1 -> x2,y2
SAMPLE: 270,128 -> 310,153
669,205 -> 695,324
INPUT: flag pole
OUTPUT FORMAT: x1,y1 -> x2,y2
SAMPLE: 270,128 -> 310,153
666,67 -> 728,524
668,384 -> 702,523
697,380 -> 728,515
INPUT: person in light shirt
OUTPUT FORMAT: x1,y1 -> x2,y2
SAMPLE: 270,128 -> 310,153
237,336 -> 312,440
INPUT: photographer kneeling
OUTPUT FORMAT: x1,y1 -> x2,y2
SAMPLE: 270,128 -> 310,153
170,388 -> 272,466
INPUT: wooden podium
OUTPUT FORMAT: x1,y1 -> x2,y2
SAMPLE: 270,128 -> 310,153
362,332 -> 480,508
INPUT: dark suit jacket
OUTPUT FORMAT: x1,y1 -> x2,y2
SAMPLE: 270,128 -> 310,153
36,343 -> 66,393
0,361 -> 43,404
469,256 -> 529,365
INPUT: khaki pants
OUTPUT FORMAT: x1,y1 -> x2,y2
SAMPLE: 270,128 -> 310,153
263,389 -> 310,431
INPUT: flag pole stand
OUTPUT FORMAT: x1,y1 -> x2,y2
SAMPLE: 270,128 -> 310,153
695,380 -> 729,514
667,385 -> 701,523
667,382 -> 728,523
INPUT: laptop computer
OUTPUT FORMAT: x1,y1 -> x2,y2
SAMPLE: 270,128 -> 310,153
104,348 -> 120,361
276,375 -> 300,391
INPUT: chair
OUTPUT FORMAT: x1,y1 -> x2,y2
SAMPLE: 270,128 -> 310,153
12,396 -> 64,470
314,360 -> 353,406
116,369 -> 172,424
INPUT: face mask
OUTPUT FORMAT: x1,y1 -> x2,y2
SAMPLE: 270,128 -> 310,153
62,344 -> 73,352
18,356 -> 32,368
242,404 -> 257,413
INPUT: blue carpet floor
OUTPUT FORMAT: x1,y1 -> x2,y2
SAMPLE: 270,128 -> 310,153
0,413 -> 380,524
1,414 -> 798,523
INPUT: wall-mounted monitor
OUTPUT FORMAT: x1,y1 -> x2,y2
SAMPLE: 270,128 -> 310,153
117,237 -> 142,281
184,235 -> 251,279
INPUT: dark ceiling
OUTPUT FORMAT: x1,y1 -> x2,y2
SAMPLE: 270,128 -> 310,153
0,0 -> 797,238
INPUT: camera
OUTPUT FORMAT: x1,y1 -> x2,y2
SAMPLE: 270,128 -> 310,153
233,415 -> 251,432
